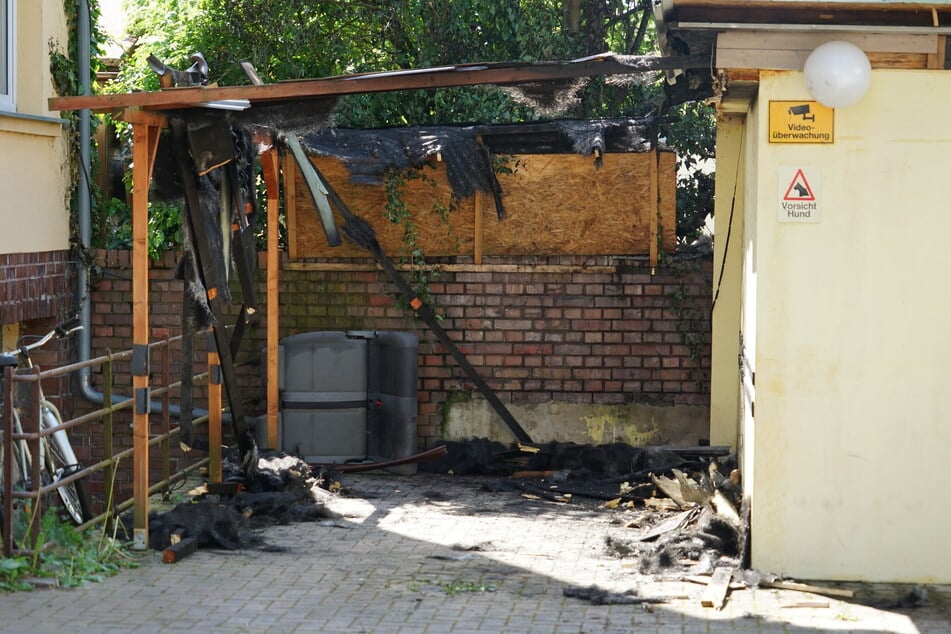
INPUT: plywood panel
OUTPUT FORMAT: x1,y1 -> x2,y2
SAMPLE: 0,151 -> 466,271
290,151 -> 677,258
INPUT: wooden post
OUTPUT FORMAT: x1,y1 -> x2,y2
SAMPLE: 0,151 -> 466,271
207,341 -> 222,483
473,135 -> 484,265
261,144 -> 281,450
128,109 -> 163,550
649,147 -> 659,269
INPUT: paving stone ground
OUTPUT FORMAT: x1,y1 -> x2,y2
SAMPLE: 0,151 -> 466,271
1,473 -> 948,633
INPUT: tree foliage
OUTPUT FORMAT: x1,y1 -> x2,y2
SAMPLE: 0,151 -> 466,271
102,0 -> 714,247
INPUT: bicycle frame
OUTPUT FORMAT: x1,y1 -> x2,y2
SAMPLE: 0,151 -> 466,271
1,317 -> 89,530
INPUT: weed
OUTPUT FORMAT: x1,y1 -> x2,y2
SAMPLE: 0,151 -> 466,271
0,557 -> 32,592
440,580 -> 498,596
0,509 -> 139,592
407,578 -> 498,596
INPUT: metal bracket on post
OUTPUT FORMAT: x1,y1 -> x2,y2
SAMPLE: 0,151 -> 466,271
135,387 -> 150,416
132,344 -> 151,415
131,343 -> 150,377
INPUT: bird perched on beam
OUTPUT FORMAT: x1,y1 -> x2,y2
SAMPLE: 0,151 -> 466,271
147,52 -> 209,88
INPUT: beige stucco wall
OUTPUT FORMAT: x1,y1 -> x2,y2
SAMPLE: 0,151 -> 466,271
745,69 -> 951,582
709,114 -> 746,449
0,1 -> 70,255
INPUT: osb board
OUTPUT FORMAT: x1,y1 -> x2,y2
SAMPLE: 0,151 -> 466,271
290,155 -> 473,259
487,152 -> 676,255
288,151 -> 676,258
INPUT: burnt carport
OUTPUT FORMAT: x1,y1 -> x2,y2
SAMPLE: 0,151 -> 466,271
50,52 -> 709,549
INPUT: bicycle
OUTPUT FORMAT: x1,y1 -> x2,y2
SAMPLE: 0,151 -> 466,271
1,317 -> 90,526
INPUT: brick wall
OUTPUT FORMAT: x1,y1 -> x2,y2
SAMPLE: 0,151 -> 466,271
0,250 -> 73,325
1,249 -> 77,443
86,250 -> 712,451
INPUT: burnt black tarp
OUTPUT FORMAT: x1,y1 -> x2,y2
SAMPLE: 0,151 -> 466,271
298,119 -> 656,218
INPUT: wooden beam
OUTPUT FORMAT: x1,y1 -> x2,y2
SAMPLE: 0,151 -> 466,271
120,108 -> 168,128
261,144 -> 281,450
131,118 -> 160,550
49,55 -> 710,113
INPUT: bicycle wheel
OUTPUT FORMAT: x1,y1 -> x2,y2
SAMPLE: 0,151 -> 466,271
44,437 -> 89,525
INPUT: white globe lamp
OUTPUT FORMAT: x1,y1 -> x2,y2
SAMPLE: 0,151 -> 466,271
803,41 -> 872,108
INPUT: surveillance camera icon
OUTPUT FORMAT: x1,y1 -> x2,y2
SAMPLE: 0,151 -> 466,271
788,104 -> 816,122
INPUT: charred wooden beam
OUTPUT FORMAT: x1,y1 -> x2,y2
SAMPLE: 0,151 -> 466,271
169,116 -> 255,461
51,54 -> 710,113
162,536 -> 199,563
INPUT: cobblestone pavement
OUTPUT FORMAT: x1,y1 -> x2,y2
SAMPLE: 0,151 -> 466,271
1,473 -> 949,633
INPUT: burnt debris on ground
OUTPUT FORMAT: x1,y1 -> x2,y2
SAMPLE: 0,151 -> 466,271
145,450 -> 341,553
422,439 -> 746,580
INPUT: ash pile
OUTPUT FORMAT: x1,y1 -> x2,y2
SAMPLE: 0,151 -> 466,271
423,439 -> 747,577
146,450 -> 341,556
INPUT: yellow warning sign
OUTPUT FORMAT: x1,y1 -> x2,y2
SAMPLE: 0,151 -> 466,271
769,101 -> 834,144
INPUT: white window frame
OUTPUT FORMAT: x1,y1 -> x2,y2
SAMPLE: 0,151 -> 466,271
0,0 -> 15,111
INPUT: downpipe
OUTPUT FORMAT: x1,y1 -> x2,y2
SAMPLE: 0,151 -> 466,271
74,1 -> 206,421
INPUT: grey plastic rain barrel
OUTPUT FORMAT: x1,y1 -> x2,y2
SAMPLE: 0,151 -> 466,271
271,330 -> 418,470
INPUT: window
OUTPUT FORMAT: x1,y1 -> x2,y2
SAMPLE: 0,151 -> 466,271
0,0 -> 14,111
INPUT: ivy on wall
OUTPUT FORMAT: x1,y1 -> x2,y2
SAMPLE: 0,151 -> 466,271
49,0 -> 107,254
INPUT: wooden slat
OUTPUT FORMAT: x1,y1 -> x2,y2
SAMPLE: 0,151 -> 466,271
718,31 -> 938,54
719,48 -> 928,70
762,580 -> 855,598
284,151 -> 299,260
649,147 -> 659,269
701,567 -> 734,609
717,31 -> 937,70
473,187 -> 484,265
868,51 -> 929,68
